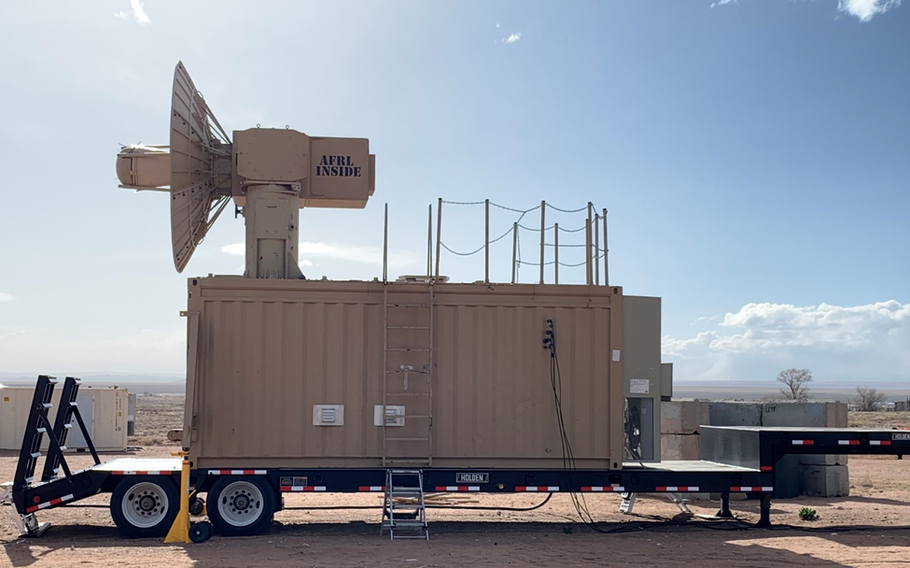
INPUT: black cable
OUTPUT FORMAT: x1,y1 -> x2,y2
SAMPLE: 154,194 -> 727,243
282,494 -> 553,513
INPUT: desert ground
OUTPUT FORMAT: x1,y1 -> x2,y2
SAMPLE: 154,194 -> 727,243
0,396 -> 907,567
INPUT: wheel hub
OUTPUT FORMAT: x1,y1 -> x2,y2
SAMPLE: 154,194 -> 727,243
138,494 -> 158,513
232,493 -> 251,511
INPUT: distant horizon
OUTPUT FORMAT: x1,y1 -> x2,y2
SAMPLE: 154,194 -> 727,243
1,371 -> 906,403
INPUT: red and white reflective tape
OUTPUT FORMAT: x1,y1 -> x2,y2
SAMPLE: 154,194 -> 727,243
358,486 -> 384,492
838,440 -> 861,445
515,486 -> 559,492
730,486 -> 773,492
435,486 -> 480,492
760,466 -> 773,471
656,486 -> 699,492
870,440 -> 891,446
280,486 -> 326,492
208,469 -> 267,475
580,486 -> 624,492
111,470 -> 174,475
791,440 -> 813,446
26,493 -> 74,513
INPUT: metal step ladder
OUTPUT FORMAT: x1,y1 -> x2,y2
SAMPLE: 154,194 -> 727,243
381,281 -> 434,467
380,469 -> 429,540
11,376 -> 100,537
42,377 -> 98,481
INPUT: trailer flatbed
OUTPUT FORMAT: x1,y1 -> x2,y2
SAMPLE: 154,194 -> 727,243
10,377 -> 909,537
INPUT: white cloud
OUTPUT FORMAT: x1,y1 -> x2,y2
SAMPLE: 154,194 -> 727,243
837,0 -> 902,21
504,32 -> 522,44
221,243 -> 245,256
299,259 -> 314,267
663,301 -> 910,383
0,292 -> 13,302
114,0 -> 151,25
222,241 -> 418,269
711,0 -> 902,20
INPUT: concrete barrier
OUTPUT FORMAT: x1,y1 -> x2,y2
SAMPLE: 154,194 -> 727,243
661,433 -> 700,461
799,464 -> 850,497
708,401 -> 762,427
660,399 -> 850,497
661,399 -> 709,434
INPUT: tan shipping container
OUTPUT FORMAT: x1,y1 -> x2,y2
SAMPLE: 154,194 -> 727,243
184,277 -> 624,470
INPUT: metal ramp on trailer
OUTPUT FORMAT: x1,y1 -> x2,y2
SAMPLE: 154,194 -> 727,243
7,376 -> 182,537
9,376 -> 103,536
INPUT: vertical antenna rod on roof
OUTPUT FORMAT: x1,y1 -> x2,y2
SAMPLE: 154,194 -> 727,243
484,200 -> 490,284
426,204 -> 433,277
554,223 -> 559,285
603,208 -> 609,286
594,213 -> 600,286
585,203 -> 593,285
539,201 -> 546,285
435,198 -> 442,280
511,223 -> 518,284
383,203 -> 389,282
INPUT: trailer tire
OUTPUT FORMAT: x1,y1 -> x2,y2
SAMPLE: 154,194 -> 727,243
207,476 -> 276,536
111,475 -> 180,538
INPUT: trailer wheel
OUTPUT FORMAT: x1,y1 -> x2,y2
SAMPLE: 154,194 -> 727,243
207,476 -> 276,536
111,476 -> 179,538
189,520 -> 214,543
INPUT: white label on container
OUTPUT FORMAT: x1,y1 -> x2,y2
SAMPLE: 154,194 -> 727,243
630,379 -> 650,394
612,350 -> 621,362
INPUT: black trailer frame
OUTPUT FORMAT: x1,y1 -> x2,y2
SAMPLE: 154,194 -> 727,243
10,376 -> 910,537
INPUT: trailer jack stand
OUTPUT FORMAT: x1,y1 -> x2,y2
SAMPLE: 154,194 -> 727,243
14,513 -> 50,537
756,493 -> 772,528
715,492 -> 734,518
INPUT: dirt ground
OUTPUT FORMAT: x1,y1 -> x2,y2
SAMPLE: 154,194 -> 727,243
0,398 -> 907,567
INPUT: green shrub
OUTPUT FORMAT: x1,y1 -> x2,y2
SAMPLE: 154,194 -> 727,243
798,507 -> 819,521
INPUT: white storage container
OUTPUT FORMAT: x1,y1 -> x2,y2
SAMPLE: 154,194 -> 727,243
0,385 -> 129,451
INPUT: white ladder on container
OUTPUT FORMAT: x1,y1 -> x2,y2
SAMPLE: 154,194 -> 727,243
381,281 -> 434,467
380,469 -> 429,540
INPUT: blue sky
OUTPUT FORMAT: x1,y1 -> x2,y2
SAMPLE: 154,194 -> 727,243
0,1 -> 908,388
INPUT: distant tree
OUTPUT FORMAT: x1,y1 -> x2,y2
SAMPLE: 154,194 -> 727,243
777,368 -> 813,402
853,386 -> 887,412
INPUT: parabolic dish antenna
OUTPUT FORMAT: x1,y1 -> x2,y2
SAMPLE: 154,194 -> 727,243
169,62 -> 233,273
117,61 -> 375,278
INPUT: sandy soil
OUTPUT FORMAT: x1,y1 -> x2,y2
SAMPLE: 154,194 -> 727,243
0,401 -> 907,567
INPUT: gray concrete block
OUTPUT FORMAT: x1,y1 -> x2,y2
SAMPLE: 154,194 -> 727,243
708,401 -> 762,427
762,401 -> 827,427
661,433 -> 700,461
761,401 -> 848,428
661,399 -> 710,434
825,402 -> 848,428
799,464 -> 850,497
799,454 -> 848,466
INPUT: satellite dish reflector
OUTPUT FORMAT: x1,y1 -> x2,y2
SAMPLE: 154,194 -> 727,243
169,61 -> 232,273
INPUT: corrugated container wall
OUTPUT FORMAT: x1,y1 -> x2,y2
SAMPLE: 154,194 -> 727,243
184,278 -> 624,470
0,386 -> 129,451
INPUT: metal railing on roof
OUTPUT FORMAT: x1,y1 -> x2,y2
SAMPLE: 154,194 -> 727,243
382,199 -> 610,286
